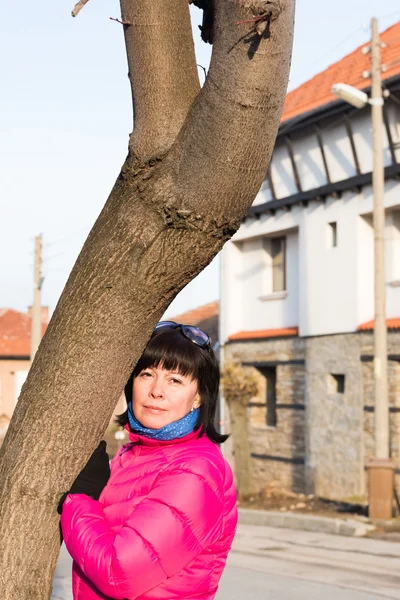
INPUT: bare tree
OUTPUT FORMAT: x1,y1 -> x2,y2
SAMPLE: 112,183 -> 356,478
222,361 -> 259,500
0,1 -> 295,597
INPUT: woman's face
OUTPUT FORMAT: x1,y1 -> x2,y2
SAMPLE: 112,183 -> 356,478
132,365 -> 201,429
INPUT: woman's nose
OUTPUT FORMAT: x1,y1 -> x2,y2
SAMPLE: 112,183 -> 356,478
150,380 -> 165,399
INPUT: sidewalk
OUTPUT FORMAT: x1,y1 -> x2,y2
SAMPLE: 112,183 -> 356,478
238,508 -> 378,537
231,522 -> 400,599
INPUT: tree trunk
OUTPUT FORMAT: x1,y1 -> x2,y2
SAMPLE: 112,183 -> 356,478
0,0 -> 295,597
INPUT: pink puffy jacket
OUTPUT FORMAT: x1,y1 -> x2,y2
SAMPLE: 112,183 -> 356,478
61,428 -> 238,600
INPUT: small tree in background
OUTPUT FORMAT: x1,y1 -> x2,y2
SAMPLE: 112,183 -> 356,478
222,361 -> 259,500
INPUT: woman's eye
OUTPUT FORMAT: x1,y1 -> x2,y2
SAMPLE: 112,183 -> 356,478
141,371 -> 152,378
171,378 -> 182,385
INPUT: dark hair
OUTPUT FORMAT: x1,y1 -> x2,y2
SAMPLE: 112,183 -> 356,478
116,328 -> 228,444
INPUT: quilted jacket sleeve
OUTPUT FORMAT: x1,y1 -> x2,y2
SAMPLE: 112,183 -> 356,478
60,461 -> 224,599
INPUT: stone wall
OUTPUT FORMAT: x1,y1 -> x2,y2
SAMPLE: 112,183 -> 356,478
360,331 -> 400,495
304,333 -> 364,499
225,336 -> 306,494
226,330 -> 400,501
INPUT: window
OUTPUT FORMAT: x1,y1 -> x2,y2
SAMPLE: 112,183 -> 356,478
271,237 -> 286,292
262,367 -> 277,427
327,222 -> 338,248
328,373 -> 345,394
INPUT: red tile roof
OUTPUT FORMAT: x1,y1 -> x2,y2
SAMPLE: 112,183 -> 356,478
168,301 -> 219,326
281,21 -> 400,123
358,318 -> 400,331
0,308 -> 48,357
167,301 -> 219,346
228,327 -> 299,341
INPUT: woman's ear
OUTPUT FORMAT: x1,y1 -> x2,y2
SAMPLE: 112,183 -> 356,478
193,394 -> 201,410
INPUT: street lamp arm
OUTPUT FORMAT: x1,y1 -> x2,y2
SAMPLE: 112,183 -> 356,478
331,83 -> 369,109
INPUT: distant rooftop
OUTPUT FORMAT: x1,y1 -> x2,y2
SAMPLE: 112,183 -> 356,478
0,308 -> 48,357
169,301 -> 219,346
170,300 -> 218,325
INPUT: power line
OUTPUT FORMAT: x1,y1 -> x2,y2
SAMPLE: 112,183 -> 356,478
387,91 -> 400,106
292,25 -> 365,89
44,251 -> 68,263
292,15 -> 400,92
376,9 -> 400,22
45,225 -> 91,248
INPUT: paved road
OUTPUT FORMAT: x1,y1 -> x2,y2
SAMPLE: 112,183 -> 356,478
52,523 -> 400,600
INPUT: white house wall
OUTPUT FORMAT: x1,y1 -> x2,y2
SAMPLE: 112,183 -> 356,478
357,213 -> 374,327
220,241 -> 243,342
253,177 -> 273,206
320,121 -> 358,181
221,98 -> 400,342
290,130 -> 327,190
270,142 -> 298,198
237,230 -> 299,332
351,108 -> 393,172
387,209 -> 400,316
299,195 -> 360,336
386,103 -> 400,163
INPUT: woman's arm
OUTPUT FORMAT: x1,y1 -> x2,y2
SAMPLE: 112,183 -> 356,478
60,460 -> 224,599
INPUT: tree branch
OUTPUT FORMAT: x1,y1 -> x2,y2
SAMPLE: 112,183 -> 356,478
71,0 -> 90,17
159,0 -> 295,219
120,0 -> 201,161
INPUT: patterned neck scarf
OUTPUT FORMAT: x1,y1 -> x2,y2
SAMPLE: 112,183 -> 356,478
127,402 -> 200,441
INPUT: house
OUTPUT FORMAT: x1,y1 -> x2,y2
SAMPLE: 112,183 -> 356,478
0,307 -> 49,445
220,22 -> 400,500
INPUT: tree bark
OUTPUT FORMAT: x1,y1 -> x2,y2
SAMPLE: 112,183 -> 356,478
0,0 -> 295,597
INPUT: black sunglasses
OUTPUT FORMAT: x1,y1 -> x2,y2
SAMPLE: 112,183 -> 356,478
155,321 -> 212,349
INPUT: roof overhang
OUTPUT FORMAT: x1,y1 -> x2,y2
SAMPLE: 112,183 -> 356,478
227,327 -> 299,342
278,73 -> 400,138
249,162 -> 400,216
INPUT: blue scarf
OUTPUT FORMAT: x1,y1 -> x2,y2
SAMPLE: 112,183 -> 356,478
127,403 -> 200,441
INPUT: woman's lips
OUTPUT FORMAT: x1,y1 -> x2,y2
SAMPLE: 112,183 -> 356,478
144,406 -> 166,414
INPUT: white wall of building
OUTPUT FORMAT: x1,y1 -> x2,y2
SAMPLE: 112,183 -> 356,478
356,213 -> 374,327
299,194 -> 360,336
270,142 -> 298,198
291,130 -> 327,190
221,99 -> 400,342
231,229 -> 299,333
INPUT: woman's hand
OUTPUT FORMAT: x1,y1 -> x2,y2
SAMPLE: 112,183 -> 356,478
58,441 -> 110,514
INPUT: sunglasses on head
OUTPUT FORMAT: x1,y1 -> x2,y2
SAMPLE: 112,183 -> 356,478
154,321 -> 212,349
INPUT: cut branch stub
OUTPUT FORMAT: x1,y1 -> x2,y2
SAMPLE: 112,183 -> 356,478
71,0 -> 90,17
110,17 -> 132,26
237,0 -> 284,19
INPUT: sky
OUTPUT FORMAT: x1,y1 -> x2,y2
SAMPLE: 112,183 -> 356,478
1,1 -> 400,319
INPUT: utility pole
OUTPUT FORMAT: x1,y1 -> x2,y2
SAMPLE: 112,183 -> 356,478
368,17 -> 394,519
30,234 -> 43,361
371,17 -> 388,459
331,18 -> 394,519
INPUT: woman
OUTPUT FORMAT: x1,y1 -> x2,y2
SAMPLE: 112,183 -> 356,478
58,321 -> 238,600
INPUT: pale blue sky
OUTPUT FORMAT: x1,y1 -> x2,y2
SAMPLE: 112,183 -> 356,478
1,1 -> 399,318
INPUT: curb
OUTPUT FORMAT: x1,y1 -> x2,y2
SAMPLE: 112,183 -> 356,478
238,508 -> 376,537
